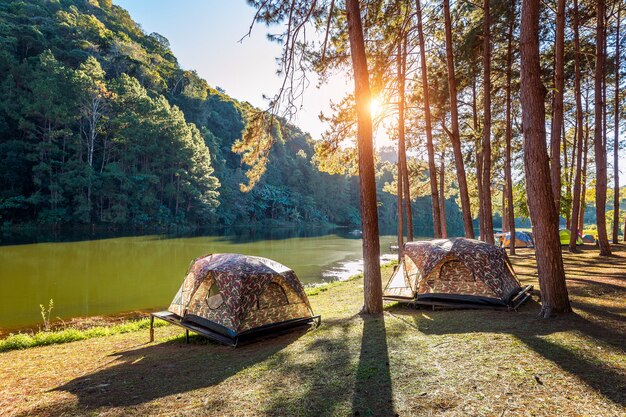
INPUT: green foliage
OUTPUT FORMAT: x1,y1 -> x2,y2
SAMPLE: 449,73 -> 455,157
39,299 -> 54,332
0,0 -> 465,234
0,0 -> 222,227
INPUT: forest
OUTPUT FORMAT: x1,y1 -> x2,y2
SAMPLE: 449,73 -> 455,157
0,0 -> 466,234
238,0 -> 626,315
0,2 -> 625,415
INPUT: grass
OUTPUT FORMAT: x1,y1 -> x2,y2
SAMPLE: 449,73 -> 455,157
0,318 -> 168,353
0,272 -> 369,353
0,245 -> 624,416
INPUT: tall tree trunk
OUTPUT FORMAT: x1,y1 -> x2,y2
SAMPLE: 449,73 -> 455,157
594,0 -> 612,256
396,39 -> 405,261
476,140 -> 485,239
520,0 -> 571,317
570,0 -> 585,252
397,149 -> 404,262
443,0 -> 475,239
473,81 -> 485,240
505,1 -> 516,255
346,0 -> 382,313
579,97 -> 590,233
416,0 -> 441,238
399,36 -> 413,242
440,150 -> 448,238
502,182 -> 509,233
568,120 -> 576,195
550,0 -> 566,218
564,118 -> 573,230
567,118 -> 577,232
481,0 -> 494,244
613,3 -> 621,244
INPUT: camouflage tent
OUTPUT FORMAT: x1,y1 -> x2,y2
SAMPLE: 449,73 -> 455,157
154,253 -> 319,346
383,238 -> 532,308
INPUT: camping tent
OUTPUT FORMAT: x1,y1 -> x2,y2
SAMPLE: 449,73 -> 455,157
582,234 -> 596,244
501,231 -> 534,248
152,253 -> 319,346
559,229 -> 583,245
383,238 -> 532,308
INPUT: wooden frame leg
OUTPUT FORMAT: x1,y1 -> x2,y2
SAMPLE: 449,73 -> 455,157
150,315 -> 154,342
185,329 -> 189,344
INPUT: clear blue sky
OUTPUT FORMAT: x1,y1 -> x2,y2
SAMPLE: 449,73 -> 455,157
113,1 -> 625,186
113,0 -> 349,140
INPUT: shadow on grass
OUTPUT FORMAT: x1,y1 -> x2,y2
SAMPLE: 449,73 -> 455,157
351,314 -> 395,417
261,315 -> 397,416
387,299 -> 626,407
47,330 -> 306,412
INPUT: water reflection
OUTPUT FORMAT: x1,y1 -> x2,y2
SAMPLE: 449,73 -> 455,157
0,228 -> 397,330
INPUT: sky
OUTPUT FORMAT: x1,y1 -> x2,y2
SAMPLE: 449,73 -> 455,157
113,0 -> 350,141
113,0 -> 625,186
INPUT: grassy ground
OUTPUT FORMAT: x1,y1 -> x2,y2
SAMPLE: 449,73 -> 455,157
0,317 -> 169,353
0,245 -> 624,416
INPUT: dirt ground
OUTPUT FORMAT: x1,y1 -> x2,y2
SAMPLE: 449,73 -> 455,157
0,245 -> 624,416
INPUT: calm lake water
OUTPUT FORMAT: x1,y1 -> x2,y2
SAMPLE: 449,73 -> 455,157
0,227 -> 397,330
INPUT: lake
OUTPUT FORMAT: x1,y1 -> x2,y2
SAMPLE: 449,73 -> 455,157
0,227 -> 398,331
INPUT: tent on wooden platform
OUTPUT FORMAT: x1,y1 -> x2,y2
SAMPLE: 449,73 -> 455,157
383,238 -> 532,309
151,253 -> 319,346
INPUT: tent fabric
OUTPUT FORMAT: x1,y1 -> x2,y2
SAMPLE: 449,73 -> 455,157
559,229 -> 583,245
501,231 -> 534,248
168,253 -> 314,337
384,238 -> 524,307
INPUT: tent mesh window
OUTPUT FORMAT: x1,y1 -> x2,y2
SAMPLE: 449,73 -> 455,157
258,282 -> 289,309
205,282 -> 224,310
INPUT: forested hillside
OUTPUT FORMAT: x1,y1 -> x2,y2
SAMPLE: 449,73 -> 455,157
0,0 -> 463,234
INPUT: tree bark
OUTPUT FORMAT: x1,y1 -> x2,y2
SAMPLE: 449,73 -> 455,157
476,139 -> 485,239
399,36 -> 413,242
570,0 -> 585,253
346,0 -> 382,314
565,112 -> 573,230
579,97 -> 590,233
502,182 -> 509,233
416,0 -> 441,239
397,146 -> 404,262
505,2 -> 516,255
481,0 -> 494,244
613,3 -> 621,244
520,0 -> 571,317
473,81 -> 485,240
443,0 -> 475,239
549,0 -> 565,218
594,0 -> 612,256
440,150 -> 448,238
396,39 -> 405,261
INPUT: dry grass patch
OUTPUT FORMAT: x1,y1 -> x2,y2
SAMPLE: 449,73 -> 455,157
0,247 -> 625,416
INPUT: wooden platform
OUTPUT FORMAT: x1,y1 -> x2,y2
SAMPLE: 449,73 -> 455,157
383,285 -> 534,311
150,311 -> 321,347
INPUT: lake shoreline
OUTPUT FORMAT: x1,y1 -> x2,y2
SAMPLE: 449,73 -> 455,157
0,229 -> 398,330
0,248 -> 624,416
0,266 -> 377,350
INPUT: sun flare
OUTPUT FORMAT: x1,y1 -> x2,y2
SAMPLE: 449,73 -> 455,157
369,96 -> 383,117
